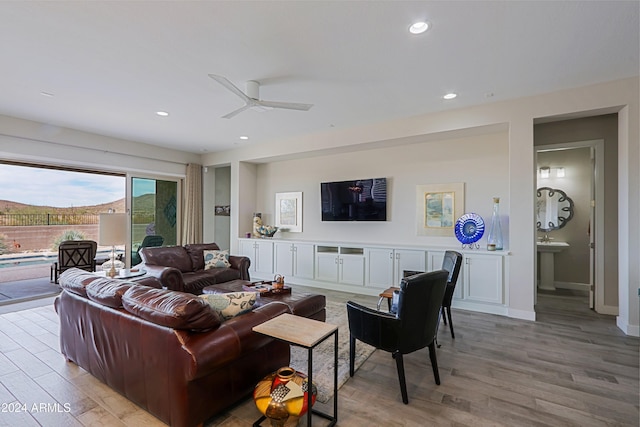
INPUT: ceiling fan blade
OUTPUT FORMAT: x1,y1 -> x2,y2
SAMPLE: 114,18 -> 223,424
221,103 -> 251,119
256,100 -> 313,111
208,74 -> 251,103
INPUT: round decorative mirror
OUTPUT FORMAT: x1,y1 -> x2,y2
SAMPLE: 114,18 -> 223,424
536,187 -> 574,232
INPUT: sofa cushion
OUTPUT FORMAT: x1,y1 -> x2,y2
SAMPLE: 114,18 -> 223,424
185,243 -> 220,271
59,268 -> 102,297
86,280 -> 134,308
122,285 -> 221,331
199,292 -> 258,320
204,250 -> 231,269
140,245 -> 193,273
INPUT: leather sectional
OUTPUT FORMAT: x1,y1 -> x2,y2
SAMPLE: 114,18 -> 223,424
139,242 -> 250,294
54,268 -> 292,427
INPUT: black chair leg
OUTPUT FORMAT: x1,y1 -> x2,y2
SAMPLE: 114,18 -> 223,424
446,306 -> 455,339
393,351 -> 409,404
429,341 -> 440,385
349,335 -> 356,377
442,306 -> 448,325
428,341 -> 441,385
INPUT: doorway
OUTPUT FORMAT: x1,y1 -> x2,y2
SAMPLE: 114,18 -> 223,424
535,140 -> 605,313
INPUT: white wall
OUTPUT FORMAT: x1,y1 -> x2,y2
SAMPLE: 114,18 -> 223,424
204,76 -> 639,335
213,166 -> 231,250
1,76 -> 637,335
0,115 -> 198,177
250,132 -> 509,248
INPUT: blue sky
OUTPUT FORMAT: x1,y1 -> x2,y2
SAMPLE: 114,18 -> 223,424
0,164 -> 126,207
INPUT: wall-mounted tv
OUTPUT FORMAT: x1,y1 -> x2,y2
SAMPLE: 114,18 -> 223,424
321,177 -> 387,221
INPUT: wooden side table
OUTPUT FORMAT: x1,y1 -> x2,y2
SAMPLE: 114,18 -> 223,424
377,286 -> 399,311
252,313 -> 338,427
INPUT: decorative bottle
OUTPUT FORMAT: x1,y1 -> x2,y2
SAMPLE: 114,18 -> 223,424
487,197 -> 503,251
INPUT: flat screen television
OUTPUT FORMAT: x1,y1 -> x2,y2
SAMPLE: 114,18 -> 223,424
321,177 -> 387,221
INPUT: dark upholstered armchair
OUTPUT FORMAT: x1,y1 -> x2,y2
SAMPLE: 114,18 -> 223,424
50,240 -> 97,284
441,250 -> 463,338
346,270 -> 449,404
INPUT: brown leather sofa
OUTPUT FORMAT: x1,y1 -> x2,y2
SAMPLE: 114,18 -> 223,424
139,242 -> 250,294
55,268 -> 290,427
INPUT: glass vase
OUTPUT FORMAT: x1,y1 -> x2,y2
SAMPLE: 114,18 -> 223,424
487,197 -> 503,251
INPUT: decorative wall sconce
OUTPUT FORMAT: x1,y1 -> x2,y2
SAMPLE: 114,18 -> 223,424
539,166 -> 565,178
539,166 -> 550,179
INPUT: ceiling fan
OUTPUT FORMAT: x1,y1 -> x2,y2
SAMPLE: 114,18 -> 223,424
208,74 -> 313,119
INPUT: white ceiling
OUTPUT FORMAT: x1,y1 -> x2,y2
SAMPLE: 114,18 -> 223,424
1,1 -> 638,154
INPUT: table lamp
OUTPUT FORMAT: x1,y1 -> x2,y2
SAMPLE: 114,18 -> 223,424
99,212 -> 127,278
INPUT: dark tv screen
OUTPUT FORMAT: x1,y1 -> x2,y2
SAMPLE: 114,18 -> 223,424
321,178 -> 387,221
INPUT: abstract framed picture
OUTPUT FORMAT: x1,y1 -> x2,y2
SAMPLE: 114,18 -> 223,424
275,192 -> 303,232
416,183 -> 464,236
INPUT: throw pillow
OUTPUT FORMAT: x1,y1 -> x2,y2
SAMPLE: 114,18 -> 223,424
203,250 -> 231,269
199,292 -> 258,320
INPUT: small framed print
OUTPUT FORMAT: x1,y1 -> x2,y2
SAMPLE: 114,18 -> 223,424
275,192 -> 302,232
416,183 -> 464,236
215,205 -> 230,216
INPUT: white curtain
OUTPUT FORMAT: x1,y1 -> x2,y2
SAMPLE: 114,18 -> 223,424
182,163 -> 203,244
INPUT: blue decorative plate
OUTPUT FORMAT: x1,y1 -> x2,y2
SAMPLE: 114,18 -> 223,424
455,213 -> 485,244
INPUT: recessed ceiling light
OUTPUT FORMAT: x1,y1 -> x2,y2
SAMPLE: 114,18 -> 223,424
443,93 -> 457,100
409,21 -> 430,35
156,111 -> 169,117
239,135 -> 249,140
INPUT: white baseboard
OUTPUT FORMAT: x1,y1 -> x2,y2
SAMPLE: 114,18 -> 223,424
508,308 -> 536,321
554,281 -> 589,292
617,316 -> 640,337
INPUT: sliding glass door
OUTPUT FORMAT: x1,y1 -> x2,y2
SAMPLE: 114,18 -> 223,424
130,177 -> 179,265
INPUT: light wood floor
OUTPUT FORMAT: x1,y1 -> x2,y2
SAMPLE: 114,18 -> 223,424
0,287 -> 637,427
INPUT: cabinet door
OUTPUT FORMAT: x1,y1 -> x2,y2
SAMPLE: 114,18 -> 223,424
274,242 -> 294,276
339,255 -> 365,286
464,254 -> 503,304
293,243 -> 315,279
366,248 -> 394,288
316,253 -> 338,282
394,249 -> 426,283
239,240 -> 256,271
254,241 -> 274,276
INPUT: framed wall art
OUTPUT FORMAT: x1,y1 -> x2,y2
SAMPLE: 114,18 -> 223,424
275,191 -> 303,232
416,183 -> 464,236
215,205 -> 230,216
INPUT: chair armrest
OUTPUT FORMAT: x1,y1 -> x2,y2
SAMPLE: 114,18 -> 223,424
346,301 -> 400,352
141,265 -> 185,292
228,255 -> 251,280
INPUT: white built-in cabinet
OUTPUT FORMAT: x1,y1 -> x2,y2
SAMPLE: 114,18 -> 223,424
273,242 -> 315,280
462,253 -> 503,304
315,246 -> 365,286
365,248 -> 426,288
239,239 -> 273,278
237,238 -> 506,315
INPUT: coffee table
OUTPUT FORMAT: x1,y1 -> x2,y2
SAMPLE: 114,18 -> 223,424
94,268 -> 146,280
252,313 -> 338,427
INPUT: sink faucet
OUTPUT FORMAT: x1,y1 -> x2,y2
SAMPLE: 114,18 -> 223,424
540,233 -> 555,242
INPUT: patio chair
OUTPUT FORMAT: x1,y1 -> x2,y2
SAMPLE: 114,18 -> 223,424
130,235 -> 164,266
50,240 -> 97,284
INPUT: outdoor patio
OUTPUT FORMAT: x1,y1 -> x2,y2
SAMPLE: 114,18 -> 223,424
0,263 -> 60,306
